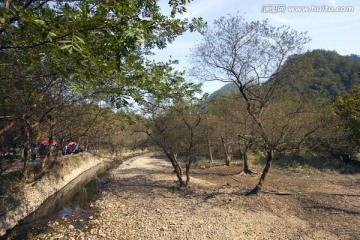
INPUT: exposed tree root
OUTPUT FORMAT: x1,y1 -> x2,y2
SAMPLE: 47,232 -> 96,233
237,169 -> 257,176
262,190 -> 297,195
246,188 -> 298,196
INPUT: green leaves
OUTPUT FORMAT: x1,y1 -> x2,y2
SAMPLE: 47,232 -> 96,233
335,84 -> 360,145
46,32 -> 57,42
1,0 -> 205,116
33,19 -> 46,26
59,34 -> 86,54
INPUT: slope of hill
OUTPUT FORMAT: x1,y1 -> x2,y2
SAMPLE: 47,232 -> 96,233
208,82 -> 238,99
286,50 -> 360,98
209,50 -> 360,99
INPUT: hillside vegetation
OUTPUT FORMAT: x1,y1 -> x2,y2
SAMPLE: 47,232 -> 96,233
211,50 -> 360,99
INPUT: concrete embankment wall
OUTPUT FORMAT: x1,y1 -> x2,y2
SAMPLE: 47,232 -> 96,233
0,151 -> 145,236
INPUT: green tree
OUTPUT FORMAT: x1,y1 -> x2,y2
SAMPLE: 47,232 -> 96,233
1,0 -> 204,176
138,90 -> 203,187
334,84 -> 360,154
1,0 -> 204,101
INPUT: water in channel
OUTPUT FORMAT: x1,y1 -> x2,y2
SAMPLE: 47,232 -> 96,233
1,162 -> 111,240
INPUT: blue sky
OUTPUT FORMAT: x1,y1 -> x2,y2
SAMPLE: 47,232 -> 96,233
153,0 -> 360,94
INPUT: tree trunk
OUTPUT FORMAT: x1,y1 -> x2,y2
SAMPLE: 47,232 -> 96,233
340,154 -> 353,164
185,160 -> 192,186
165,151 -> 185,187
0,121 -> 15,136
40,147 -> 47,170
244,153 -> 249,171
47,117 -> 55,165
239,147 -> 254,174
221,137 -> 231,166
227,146 -> 232,166
242,149 -> 250,172
248,150 -> 273,194
21,126 -> 31,178
207,139 -> 214,163
185,147 -> 195,186
205,116 -> 214,163
173,152 -> 182,176
183,116 -> 200,186
47,115 -> 57,166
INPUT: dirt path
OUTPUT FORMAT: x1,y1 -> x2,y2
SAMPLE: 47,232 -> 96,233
42,153 -> 360,240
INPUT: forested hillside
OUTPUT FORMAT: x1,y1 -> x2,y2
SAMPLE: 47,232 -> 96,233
211,50 -> 360,99
284,50 -> 360,98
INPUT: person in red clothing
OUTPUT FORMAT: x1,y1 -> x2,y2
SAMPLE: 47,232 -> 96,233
79,145 -> 85,152
67,144 -> 73,154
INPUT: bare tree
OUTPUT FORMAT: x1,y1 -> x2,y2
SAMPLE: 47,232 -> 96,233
138,100 -> 186,186
138,97 -> 204,188
191,14 -> 313,194
182,110 -> 202,186
208,94 -> 256,172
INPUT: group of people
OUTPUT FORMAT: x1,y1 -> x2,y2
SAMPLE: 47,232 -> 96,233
1,141 -> 87,162
64,142 -> 85,155
1,147 -> 21,160
0,141 -> 87,173
32,141 -> 86,161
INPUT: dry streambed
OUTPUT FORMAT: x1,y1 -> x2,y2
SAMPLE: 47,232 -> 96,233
40,154 -> 360,240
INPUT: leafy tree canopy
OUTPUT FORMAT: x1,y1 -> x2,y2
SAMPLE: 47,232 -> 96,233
0,0 -> 204,105
335,84 -> 360,146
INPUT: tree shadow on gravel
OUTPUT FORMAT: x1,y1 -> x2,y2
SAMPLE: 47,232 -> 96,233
304,205 -> 360,215
118,165 -> 172,175
99,175 -> 176,197
149,153 -> 168,160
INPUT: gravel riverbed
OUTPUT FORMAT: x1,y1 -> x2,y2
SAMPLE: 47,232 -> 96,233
39,153 -> 360,240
